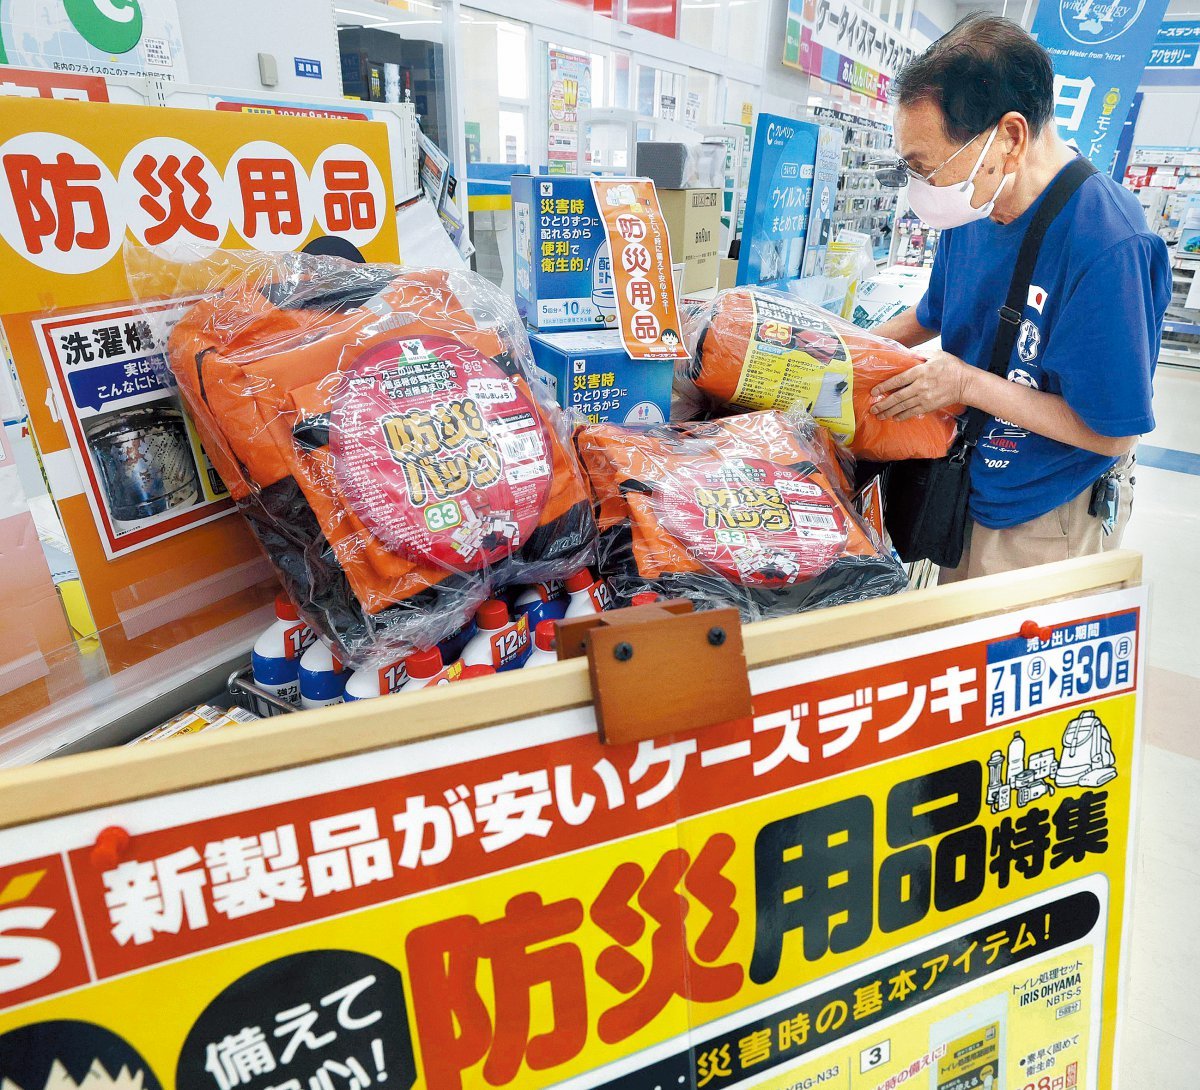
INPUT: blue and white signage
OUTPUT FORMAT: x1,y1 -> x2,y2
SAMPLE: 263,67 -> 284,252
1147,20 -> 1200,69
1032,0 -> 1172,169
736,115 -> 821,288
294,57 -> 323,80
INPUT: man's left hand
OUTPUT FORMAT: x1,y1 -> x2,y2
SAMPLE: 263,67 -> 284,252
870,351 -> 975,421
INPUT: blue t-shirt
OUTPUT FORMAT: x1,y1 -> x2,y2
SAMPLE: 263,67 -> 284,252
915,162 -> 1171,529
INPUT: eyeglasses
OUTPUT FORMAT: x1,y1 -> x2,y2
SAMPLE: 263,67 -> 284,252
873,128 -> 990,189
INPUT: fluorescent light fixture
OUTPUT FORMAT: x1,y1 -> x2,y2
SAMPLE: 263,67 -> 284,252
334,6 -> 390,21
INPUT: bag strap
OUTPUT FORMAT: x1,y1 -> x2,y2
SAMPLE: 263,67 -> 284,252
960,155 -> 1098,449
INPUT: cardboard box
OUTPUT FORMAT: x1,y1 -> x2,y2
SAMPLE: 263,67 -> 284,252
719,257 -> 739,290
512,174 -> 616,331
528,330 -> 673,425
659,188 -> 722,294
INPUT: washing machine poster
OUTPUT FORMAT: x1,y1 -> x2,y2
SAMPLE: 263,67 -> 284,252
737,115 -> 821,288
33,299 -> 232,559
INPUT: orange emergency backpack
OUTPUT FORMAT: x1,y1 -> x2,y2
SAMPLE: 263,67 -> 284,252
167,261 -> 596,661
683,287 -> 959,462
575,410 -> 907,621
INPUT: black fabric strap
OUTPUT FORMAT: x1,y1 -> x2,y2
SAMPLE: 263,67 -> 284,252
960,156 -> 1098,448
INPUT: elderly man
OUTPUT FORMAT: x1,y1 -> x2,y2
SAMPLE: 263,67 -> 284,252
870,14 -> 1170,580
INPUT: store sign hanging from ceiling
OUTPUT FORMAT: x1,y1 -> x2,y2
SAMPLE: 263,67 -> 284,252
1032,0 -> 1172,169
1146,19 -> 1200,70
0,0 -> 188,82
783,0 -> 917,103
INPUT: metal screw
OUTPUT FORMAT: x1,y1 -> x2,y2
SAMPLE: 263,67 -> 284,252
708,627 -> 727,647
613,642 -> 634,662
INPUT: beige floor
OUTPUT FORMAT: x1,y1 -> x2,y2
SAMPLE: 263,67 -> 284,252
1116,365 -> 1200,1087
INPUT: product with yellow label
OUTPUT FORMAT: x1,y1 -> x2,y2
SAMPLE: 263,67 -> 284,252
929,994 -> 1007,1090
682,287 -> 959,461
575,409 -> 907,620
159,252 -> 596,664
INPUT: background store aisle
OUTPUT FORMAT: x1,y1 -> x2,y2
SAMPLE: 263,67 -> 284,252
1118,365 -> 1200,1087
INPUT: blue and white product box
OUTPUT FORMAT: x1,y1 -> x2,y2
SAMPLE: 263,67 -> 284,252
528,330 -> 673,425
738,115 -> 825,288
513,174 -> 617,331
801,125 -> 843,278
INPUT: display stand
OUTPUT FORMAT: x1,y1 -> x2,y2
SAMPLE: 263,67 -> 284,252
0,552 -> 1146,1090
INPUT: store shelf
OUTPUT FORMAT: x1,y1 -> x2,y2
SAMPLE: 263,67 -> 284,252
0,602 -> 273,765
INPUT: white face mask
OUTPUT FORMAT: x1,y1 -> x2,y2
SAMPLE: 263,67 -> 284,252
905,126 -> 1013,230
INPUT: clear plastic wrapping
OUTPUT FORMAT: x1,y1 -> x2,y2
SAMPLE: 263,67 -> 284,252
575,409 -> 908,622
680,286 -> 959,462
128,248 -> 596,664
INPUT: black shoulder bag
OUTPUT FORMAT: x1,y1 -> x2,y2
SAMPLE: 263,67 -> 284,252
883,156 -> 1098,569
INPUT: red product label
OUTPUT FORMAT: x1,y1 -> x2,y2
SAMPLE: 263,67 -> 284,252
588,580 -> 614,611
330,337 -> 553,571
283,622 -> 316,660
652,458 -> 847,587
489,614 -> 531,668
377,659 -> 409,694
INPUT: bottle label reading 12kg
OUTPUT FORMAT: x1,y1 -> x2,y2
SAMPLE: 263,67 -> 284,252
330,336 -> 553,572
733,293 -> 856,443
651,457 -> 848,587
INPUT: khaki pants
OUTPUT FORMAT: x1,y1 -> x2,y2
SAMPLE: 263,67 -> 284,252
939,451 -> 1135,584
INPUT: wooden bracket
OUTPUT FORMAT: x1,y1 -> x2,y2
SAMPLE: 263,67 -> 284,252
557,601 -> 754,746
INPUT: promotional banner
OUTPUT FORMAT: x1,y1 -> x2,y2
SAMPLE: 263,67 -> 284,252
547,48 -> 591,175
590,178 -> 689,361
1147,19 -> 1200,71
0,97 -> 398,691
0,65 -> 108,101
738,115 -> 823,287
0,0 -> 188,82
783,0 -> 917,103
0,586 -> 1144,1090
1032,0 -> 1173,168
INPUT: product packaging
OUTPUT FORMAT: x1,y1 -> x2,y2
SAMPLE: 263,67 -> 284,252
825,231 -> 878,319
850,266 -> 930,330
251,593 -> 317,706
128,704 -> 259,745
132,250 -> 598,666
575,409 -> 908,622
681,286 -> 958,462
512,174 -> 614,331
457,599 -> 533,672
800,125 -> 844,278
657,188 -> 723,294
528,330 -> 674,426
300,640 -> 352,709
928,994 -> 1006,1090
563,568 -> 614,617
523,619 -> 561,668
511,581 -> 569,627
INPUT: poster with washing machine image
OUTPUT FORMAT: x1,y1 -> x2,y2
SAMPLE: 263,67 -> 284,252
32,297 -> 234,560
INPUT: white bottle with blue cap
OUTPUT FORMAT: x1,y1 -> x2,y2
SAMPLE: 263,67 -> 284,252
251,593 -> 315,706
299,638 -> 352,709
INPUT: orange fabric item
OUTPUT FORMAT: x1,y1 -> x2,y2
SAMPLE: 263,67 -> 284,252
167,262 -> 595,659
575,411 -> 908,619
685,287 -> 959,462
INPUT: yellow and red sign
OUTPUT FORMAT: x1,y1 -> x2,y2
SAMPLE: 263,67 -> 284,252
0,588 -> 1144,1090
590,177 -> 689,362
